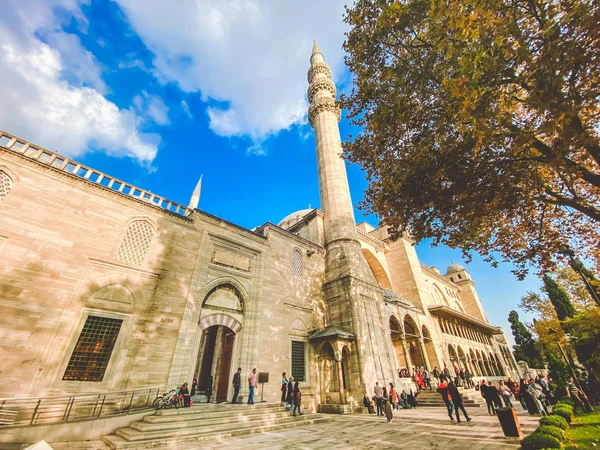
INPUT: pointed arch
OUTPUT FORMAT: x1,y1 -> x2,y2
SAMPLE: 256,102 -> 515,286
198,313 -> 242,334
361,248 -> 392,289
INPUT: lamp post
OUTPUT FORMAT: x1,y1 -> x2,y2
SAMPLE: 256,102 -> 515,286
547,328 -> 592,412
558,244 -> 600,307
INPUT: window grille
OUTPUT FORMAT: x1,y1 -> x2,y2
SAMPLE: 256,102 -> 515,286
291,249 -> 303,278
63,316 -> 123,382
0,171 -> 13,202
115,220 -> 154,266
291,341 -> 306,382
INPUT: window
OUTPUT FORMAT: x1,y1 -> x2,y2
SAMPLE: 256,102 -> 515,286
291,249 -> 303,278
63,316 -> 123,382
0,170 -> 13,202
291,340 -> 306,382
457,274 -> 462,280
115,220 -> 154,266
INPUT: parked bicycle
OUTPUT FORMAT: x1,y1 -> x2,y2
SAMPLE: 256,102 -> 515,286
152,388 -> 182,410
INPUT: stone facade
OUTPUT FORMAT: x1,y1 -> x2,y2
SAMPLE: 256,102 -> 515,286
0,44 -> 519,412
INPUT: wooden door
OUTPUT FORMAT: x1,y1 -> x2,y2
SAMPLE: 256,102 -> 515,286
216,329 -> 235,403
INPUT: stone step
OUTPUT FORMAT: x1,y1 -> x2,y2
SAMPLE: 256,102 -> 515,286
102,415 -> 333,449
154,401 -> 277,416
149,404 -> 287,421
133,410 -> 294,431
419,401 -> 482,407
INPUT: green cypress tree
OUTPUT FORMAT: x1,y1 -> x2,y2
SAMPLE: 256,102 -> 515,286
543,274 -> 577,321
508,311 -> 543,367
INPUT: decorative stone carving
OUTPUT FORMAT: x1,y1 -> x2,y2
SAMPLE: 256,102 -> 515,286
307,63 -> 332,83
0,170 -> 13,202
308,98 -> 341,126
308,79 -> 336,102
211,248 -> 251,272
115,220 -> 155,266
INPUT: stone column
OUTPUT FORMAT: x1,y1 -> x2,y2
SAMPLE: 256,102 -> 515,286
401,335 -> 413,371
418,338 -> 430,371
336,357 -> 346,404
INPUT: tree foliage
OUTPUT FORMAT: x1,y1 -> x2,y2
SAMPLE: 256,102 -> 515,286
342,0 -> 600,278
543,274 -> 577,320
508,310 -> 543,367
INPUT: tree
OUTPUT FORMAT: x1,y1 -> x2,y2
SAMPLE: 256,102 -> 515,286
507,310 -> 543,367
547,352 -> 570,392
342,0 -> 600,279
556,267 -> 598,311
543,274 -> 577,320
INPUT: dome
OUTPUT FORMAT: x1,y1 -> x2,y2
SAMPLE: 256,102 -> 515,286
278,208 -> 313,229
446,263 -> 466,275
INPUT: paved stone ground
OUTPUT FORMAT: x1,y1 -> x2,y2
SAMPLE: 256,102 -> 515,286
173,405 -> 540,450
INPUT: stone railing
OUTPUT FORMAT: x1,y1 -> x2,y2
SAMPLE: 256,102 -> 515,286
356,227 -> 386,248
0,130 -> 190,217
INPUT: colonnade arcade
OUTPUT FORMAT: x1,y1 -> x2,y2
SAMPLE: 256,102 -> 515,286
389,314 -> 438,373
446,343 -> 507,378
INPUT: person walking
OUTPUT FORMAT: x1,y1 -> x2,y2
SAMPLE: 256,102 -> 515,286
286,376 -> 294,409
292,381 -> 303,416
423,369 -> 432,390
389,383 -> 398,409
382,386 -> 393,423
374,381 -> 384,416
480,380 -> 498,415
465,369 -> 473,388
281,372 -> 288,404
180,382 -> 191,407
436,377 -> 455,421
499,380 -> 513,408
448,380 -> 471,423
231,367 -> 242,404
247,368 -> 257,404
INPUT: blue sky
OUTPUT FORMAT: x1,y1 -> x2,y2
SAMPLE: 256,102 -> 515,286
0,0 -> 544,344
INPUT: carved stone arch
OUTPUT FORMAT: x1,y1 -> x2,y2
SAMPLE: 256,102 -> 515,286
290,318 -> 308,336
198,313 -> 242,334
200,276 -> 249,310
360,247 -> 392,289
201,279 -> 247,314
431,284 -> 450,307
90,283 -> 135,305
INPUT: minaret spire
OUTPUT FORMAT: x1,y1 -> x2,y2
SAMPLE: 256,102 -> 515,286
307,40 -> 356,243
188,174 -> 202,210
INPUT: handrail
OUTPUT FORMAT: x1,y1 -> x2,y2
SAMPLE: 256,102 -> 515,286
0,385 -> 168,429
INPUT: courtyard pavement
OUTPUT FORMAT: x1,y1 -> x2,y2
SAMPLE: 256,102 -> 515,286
173,404 -> 540,450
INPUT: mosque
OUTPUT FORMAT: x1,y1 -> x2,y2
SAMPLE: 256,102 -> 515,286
0,42 -> 519,413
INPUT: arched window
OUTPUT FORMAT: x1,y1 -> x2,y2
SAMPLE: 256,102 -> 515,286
291,248 -> 303,278
115,220 -> 154,266
0,170 -> 13,202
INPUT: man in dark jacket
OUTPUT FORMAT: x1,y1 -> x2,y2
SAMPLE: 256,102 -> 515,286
448,380 -> 472,423
436,377 -> 455,421
231,367 -> 242,404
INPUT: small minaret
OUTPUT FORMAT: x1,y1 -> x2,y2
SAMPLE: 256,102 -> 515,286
308,41 -> 357,244
188,175 -> 202,210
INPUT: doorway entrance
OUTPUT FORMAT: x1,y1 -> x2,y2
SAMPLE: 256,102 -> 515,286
194,325 -> 235,403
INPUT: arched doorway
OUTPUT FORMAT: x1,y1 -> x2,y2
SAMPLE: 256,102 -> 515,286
341,346 -> 351,392
422,325 -> 440,370
390,316 -> 409,372
318,342 -> 339,403
194,325 -> 236,403
457,346 -> 467,372
469,349 -> 478,376
404,316 -> 425,369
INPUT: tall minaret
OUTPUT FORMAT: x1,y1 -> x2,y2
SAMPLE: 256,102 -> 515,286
308,42 -> 395,402
308,41 -> 357,244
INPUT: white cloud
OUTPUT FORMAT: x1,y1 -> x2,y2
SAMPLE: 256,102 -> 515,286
0,0 -> 160,164
181,100 -> 193,119
115,0 -> 348,141
133,91 -> 170,126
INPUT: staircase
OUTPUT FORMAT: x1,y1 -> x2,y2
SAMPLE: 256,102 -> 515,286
101,403 -> 332,449
417,388 -> 486,407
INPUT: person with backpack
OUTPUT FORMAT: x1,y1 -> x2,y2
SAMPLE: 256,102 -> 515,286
436,376 -> 455,421
292,381 -> 303,416
448,379 -> 471,423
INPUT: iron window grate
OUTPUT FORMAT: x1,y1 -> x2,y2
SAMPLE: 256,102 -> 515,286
63,316 -> 123,382
291,341 -> 306,382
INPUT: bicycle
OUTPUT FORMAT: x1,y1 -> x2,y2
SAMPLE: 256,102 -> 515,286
152,389 -> 182,410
